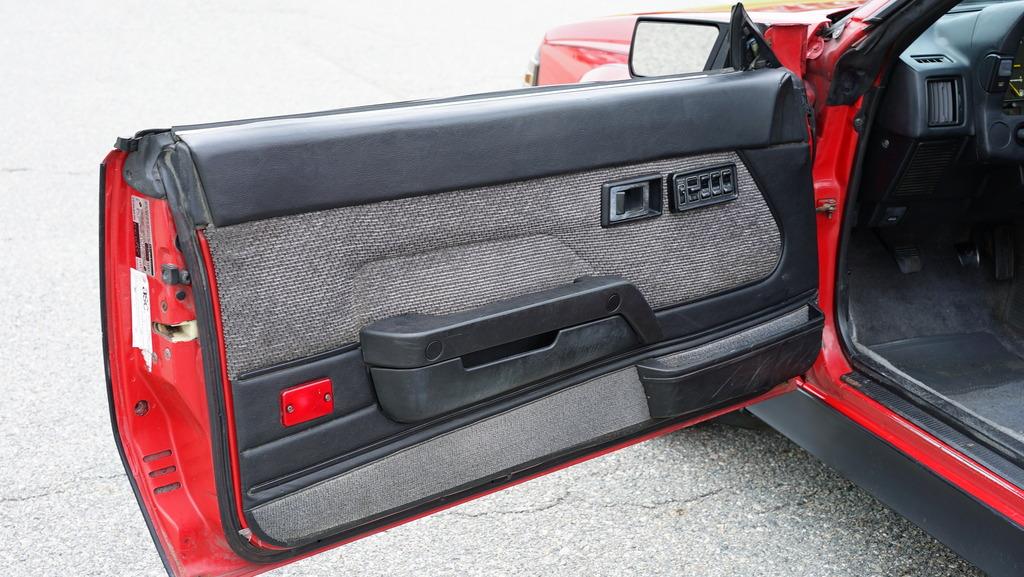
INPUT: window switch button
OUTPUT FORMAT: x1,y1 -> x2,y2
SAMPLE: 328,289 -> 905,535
721,169 -> 734,194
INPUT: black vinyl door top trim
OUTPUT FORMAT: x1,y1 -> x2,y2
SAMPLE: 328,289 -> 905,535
167,68 -> 808,226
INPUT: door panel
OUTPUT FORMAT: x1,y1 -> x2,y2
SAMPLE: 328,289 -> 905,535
104,65 -> 821,575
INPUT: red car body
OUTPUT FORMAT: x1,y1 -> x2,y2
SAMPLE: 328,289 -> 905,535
100,1 -> 1024,576
535,3 -> 851,85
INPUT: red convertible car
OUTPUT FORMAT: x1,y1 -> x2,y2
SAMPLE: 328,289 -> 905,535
101,0 -> 1024,575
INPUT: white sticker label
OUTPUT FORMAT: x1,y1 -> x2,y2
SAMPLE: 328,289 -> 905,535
131,196 -> 155,277
130,267 -> 154,371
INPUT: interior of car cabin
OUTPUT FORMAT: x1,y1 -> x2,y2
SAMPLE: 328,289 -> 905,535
843,0 -> 1024,455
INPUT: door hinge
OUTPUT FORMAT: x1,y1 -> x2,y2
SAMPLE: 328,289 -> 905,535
816,198 -> 838,218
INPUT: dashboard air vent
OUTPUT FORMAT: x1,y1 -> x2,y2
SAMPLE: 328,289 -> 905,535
926,78 -> 960,127
912,55 -> 949,64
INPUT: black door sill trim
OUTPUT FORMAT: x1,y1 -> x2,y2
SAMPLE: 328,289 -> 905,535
845,370 -> 1024,492
847,351 -> 1024,475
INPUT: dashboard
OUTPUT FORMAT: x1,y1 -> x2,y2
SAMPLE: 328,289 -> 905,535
875,0 -> 1024,163
859,0 -> 1024,227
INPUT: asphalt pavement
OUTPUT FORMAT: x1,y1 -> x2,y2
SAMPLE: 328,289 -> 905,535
0,2 -> 983,575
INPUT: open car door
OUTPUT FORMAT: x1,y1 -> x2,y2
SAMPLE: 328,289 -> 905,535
100,14 -> 822,577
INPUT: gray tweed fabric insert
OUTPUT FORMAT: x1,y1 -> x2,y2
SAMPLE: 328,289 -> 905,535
250,367 -> 650,545
206,151 -> 782,378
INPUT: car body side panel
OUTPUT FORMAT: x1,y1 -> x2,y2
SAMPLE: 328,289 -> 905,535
751,389 -> 1024,577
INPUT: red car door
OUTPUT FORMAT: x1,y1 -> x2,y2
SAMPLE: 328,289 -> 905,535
100,13 -> 822,577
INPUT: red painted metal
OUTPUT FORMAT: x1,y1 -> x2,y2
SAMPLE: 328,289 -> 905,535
280,379 -> 334,427
538,16 -> 634,85
102,150 -> 254,577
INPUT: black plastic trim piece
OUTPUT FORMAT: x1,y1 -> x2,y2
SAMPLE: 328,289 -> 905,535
360,276 -> 661,369
372,316 -> 641,423
846,372 -> 1024,491
233,348 -> 397,453
639,308 -> 823,418
728,2 -> 782,71
121,130 -> 173,199
750,388 -> 1024,577
668,163 -> 738,212
828,0 -> 961,105
600,174 -> 664,227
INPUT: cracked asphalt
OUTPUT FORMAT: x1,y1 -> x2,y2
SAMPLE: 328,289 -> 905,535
0,1 -> 983,576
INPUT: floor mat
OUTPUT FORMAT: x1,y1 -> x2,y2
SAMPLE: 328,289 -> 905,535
873,332 -> 1024,436
846,231 -> 1015,347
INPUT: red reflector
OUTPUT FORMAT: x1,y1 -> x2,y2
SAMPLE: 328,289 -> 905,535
280,378 -> 334,427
